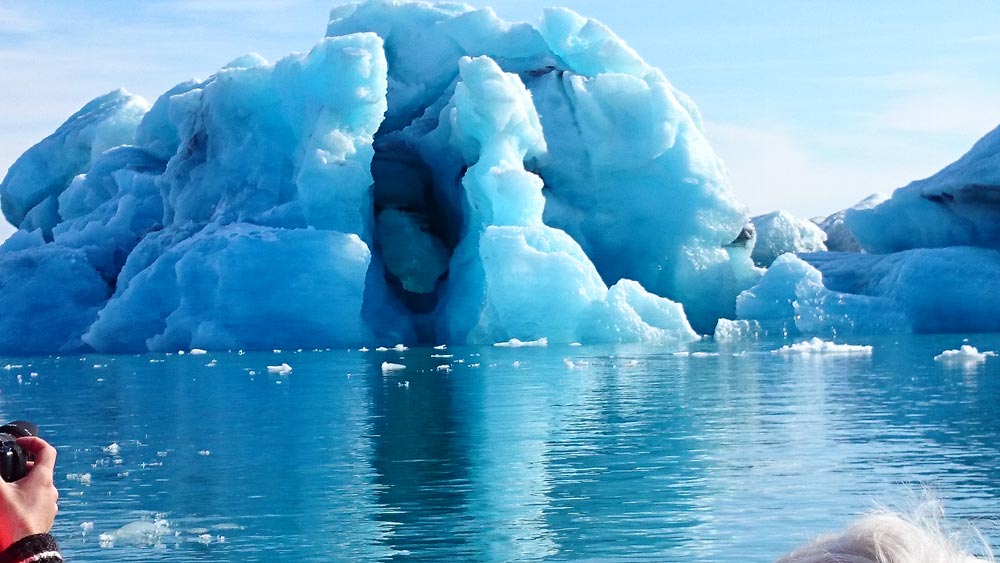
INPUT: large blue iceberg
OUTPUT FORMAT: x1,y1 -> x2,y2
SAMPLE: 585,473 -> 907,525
0,1 -> 758,353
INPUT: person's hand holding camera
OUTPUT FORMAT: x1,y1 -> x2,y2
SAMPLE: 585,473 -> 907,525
0,436 -> 58,552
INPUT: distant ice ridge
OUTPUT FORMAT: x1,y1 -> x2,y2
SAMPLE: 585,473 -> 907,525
0,0 -> 744,353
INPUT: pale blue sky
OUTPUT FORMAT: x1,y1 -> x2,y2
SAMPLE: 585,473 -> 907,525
2,0 -> 999,241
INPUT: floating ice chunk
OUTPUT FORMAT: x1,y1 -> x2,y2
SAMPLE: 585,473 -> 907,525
66,472 -> 92,485
494,337 -> 548,348
375,346 -> 389,352
433,344 -> 447,350
430,354 -> 453,358
569,342 -> 582,347
266,363 -> 292,375
381,362 -> 406,373
934,345 -> 996,363
435,365 -> 452,373
772,338 -> 873,356
563,358 -> 589,369
81,521 -> 95,533
398,380 -> 410,388
198,450 -> 211,456
198,534 -> 213,544
103,442 -> 120,455
189,348 -> 207,355
358,347 -> 369,352
690,352 -> 720,358
108,519 -> 170,546
392,344 -> 409,352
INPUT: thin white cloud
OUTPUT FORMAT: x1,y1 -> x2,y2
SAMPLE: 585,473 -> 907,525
704,121 -> 948,219
871,90 -> 1000,138
0,6 -> 41,34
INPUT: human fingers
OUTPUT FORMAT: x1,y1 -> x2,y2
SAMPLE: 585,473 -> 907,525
15,437 -> 56,472
15,437 -> 56,483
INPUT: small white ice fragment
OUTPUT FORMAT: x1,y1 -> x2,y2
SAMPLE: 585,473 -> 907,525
398,381 -> 410,388
198,533 -> 213,544
434,344 -> 447,350
569,342 -> 582,347
771,337 -> 873,355
934,345 -> 996,363
375,346 -> 389,352
81,521 -> 94,532
430,354 -> 453,358
205,360 -> 217,367
98,533 -> 115,548
494,337 -> 548,348
358,347 -> 370,352
563,359 -> 589,369
67,472 -> 92,485
392,344 -> 409,352
198,450 -> 211,456
436,365 -> 452,373
381,362 -> 406,373
690,352 -> 719,358
512,361 -> 521,368
272,349 -> 282,354
178,350 -> 185,355
266,363 -> 292,375
189,349 -> 208,355
103,442 -> 121,456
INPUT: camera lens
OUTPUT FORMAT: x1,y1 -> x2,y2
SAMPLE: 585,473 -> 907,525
0,421 -> 37,482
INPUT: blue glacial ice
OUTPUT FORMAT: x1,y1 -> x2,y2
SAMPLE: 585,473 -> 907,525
5,0 -> 998,354
0,1 -> 740,353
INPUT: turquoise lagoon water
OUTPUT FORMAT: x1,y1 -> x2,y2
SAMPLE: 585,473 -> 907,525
1,334 -> 999,562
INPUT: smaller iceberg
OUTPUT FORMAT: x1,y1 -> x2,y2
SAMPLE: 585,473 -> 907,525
750,209 -> 827,267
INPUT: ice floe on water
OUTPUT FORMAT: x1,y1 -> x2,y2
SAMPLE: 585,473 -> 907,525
771,337 -> 873,356
266,363 -> 292,375
494,337 -> 548,348
381,361 -> 406,373
934,345 -> 996,364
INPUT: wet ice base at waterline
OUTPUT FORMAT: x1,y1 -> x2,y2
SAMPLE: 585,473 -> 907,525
2,334 -> 999,562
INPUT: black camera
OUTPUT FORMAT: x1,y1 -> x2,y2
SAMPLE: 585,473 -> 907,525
0,421 -> 38,482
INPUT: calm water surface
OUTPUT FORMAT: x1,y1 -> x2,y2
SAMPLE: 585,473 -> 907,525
1,334 -> 998,562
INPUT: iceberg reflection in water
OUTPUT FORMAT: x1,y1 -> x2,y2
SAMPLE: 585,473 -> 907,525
2,334 -> 999,562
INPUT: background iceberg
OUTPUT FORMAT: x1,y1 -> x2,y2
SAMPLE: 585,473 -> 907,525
845,124 -> 1000,254
0,0 -> 738,353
